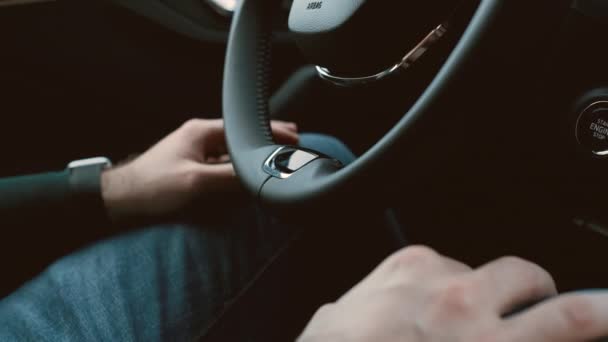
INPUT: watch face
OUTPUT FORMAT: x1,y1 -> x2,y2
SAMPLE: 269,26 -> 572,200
68,157 -> 112,170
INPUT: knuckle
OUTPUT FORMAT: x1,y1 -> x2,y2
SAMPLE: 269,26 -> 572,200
314,303 -> 336,318
558,296 -> 598,331
181,119 -> 207,134
388,245 -> 438,269
495,256 -> 529,269
433,279 -> 475,317
495,257 -> 555,294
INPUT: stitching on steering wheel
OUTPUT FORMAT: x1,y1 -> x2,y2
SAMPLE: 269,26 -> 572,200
256,30 -> 274,143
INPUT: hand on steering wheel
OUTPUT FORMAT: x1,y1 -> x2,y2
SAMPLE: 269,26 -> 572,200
101,119 -> 298,221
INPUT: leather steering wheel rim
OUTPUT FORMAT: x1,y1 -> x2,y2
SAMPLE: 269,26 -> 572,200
223,0 -> 505,211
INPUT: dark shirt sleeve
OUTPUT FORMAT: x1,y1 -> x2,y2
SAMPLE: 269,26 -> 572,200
0,171 -> 111,231
0,171 -> 114,291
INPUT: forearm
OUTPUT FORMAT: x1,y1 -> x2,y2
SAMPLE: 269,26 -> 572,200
0,170 -> 115,295
0,170 -> 112,238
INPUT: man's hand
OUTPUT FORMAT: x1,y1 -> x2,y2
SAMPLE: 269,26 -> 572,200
299,246 -> 608,342
101,119 -> 299,221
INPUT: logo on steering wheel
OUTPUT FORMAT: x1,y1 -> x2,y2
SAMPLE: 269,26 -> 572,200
306,1 -> 323,10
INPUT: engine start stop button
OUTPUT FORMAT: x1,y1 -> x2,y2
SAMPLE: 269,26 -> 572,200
576,101 -> 608,156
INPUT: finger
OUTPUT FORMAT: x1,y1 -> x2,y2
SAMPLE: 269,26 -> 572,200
179,119 -> 226,154
187,119 -> 300,153
274,129 -> 299,145
378,246 -> 472,282
342,246 -> 443,299
340,247 -> 472,304
218,154 -> 231,163
271,120 -> 298,133
206,156 -> 221,164
504,292 -> 608,341
472,257 -> 557,315
206,154 -> 231,164
188,119 -> 299,147
271,120 -> 299,133
183,119 -> 300,157
271,123 -> 299,145
198,119 -> 226,151
440,256 -> 474,275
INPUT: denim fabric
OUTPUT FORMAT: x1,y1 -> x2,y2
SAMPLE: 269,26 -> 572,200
0,134 -> 356,342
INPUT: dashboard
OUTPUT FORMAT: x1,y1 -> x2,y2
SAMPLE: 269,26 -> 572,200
109,0 -> 293,43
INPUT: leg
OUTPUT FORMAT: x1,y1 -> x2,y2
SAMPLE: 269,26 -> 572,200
0,134 -> 357,342
0,212 -> 294,341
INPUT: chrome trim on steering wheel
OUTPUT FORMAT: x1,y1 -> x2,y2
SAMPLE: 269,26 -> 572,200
317,23 -> 448,87
263,146 -> 321,179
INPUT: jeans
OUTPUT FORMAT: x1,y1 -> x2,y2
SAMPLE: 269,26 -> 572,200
0,134 -> 357,342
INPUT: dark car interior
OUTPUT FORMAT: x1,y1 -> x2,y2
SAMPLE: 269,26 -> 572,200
4,0 -> 608,328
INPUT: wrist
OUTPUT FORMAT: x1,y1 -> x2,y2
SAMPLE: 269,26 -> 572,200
101,166 -> 132,222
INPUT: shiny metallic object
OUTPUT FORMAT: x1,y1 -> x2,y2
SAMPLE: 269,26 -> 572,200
205,0 -> 238,16
317,23 -> 449,87
263,146 -> 320,179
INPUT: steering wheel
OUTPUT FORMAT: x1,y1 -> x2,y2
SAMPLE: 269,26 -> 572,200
223,0 -> 504,211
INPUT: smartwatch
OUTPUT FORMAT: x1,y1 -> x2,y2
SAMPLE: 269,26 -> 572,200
67,157 -> 113,195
